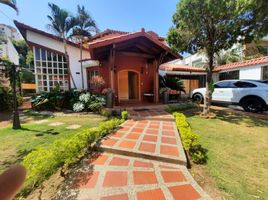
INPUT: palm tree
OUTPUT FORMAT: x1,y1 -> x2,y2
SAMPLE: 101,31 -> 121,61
0,0 -> 18,12
47,3 -> 77,89
71,5 -> 99,89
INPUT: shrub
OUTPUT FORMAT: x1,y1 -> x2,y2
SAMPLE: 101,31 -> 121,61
88,102 -> 103,113
189,144 -> 208,164
165,103 -> 197,113
73,102 -> 85,112
121,110 -> 128,120
21,118 -> 124,196
0,87 -> 22,111
173,112 -> 207,164
79,93 -> 91,104
101,109 -> 112,118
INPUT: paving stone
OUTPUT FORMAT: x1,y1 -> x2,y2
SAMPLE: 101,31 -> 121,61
103,171 -> 128,187
133,171 -> 158,185
34,119 -> 49,124
100,109 -> 186,165
66,124 -> 81,129
48,122 -> 64,126
137,188 -> 166,200
57,108 -> 211,200
100,193 -> 128,200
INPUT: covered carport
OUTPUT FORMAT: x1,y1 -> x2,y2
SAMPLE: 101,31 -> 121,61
159,63 -> 206,96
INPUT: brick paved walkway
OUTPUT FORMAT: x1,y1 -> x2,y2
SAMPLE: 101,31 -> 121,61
57,108 -> 211,200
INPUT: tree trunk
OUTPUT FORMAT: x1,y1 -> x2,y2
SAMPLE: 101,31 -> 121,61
80,39 -> 84,89
63,38 -> 77,89
203,53 -> 214,115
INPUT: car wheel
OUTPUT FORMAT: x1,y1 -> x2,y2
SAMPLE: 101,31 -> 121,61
192,93 -> 203,103
241,97 -> 265,113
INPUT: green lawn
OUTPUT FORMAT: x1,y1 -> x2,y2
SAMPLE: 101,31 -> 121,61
185,110 -> 268,200
0,112 -> 106,173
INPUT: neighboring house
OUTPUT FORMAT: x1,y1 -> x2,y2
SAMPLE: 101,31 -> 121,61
0,24 -> 21,65
213,56 -> 268,81
14,21 -> 179,104
176,36 -> 268,68
160,56 -> 268,95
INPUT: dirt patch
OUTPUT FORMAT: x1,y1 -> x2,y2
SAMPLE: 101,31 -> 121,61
25,170 -> 65,200
189,164 -> 226,200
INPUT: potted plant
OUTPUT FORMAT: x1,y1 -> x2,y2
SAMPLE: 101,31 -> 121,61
90,75 -> 105,94
102,88 -> 114,108
159,87 -> 170,104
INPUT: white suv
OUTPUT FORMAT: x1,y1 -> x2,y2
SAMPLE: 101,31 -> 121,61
191,80 -> 268,112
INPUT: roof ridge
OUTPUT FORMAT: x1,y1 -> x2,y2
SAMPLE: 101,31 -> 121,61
214,55 -> 268,71
13,20 -> 87,50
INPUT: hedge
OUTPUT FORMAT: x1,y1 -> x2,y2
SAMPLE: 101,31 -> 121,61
165,102 -> 197,113
21,117 -> 124,196
173,112 -> 207,164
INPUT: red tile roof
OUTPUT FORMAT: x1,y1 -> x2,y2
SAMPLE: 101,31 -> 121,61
89,29 -> 128,42
87,29 -> 180,59
161,56 -> 268,73
159,63 -> 206,72
214,56 -> 268,71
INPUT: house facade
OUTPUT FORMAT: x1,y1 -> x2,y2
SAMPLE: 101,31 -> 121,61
160,56 -> 268,95
14,21 -> 179,104
0,24 -> 20,65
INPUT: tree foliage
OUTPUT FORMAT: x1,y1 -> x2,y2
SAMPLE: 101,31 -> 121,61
167,0 -> 267,55
47,3 -> 77,39
71,5 -> 99,40
167,0 -> 268,114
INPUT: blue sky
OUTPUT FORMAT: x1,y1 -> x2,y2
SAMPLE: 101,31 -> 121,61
0,0 -> 179,37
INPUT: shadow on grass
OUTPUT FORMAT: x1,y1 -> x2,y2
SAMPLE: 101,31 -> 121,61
213,110 -> 268,127
20,127 -> 60,136
183,108 -> 268,128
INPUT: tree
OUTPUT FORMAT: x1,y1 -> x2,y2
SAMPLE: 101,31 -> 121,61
47,3 -> 77,89
167,0 -> 268,115
0,0 -> 17,12
216,47 -> 244,66
12,40 -> 33,68
160,75 -> 185,93
71,5 -> 99,89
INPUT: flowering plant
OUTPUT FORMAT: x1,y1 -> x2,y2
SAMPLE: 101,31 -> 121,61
90,75 -> 105,89
102,88 -> 114,94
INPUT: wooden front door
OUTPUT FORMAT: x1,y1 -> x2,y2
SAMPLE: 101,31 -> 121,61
118,70 -> 139,101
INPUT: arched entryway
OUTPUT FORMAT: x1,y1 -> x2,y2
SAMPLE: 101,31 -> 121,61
118,70 -> 140,102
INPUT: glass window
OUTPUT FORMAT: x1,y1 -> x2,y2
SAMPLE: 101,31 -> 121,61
219,70 -> 239,81
47,52 -> 52,61
35,47 -> 41,60
41,49 -> 46,60
53,53 -> 57,61
234,81 -> 257,88
34,47 -> 68,92
58,55 -> 63,62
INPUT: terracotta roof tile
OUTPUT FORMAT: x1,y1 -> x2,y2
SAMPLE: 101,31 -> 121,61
159,63 -> 205,72
214,56 -> 268,71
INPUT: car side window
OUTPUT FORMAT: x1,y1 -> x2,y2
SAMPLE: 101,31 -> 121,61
214,81 -> 236,88
234,81 -> 257,88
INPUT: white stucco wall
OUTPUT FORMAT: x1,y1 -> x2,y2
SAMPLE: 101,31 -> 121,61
26,30 -> 90,89
239,65 -> 263,80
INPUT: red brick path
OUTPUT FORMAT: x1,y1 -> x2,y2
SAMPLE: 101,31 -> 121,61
58,109 -> 211,200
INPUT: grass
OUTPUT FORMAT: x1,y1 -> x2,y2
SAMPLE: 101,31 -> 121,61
0,112 -> 106,173
184,109 -> 268,200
